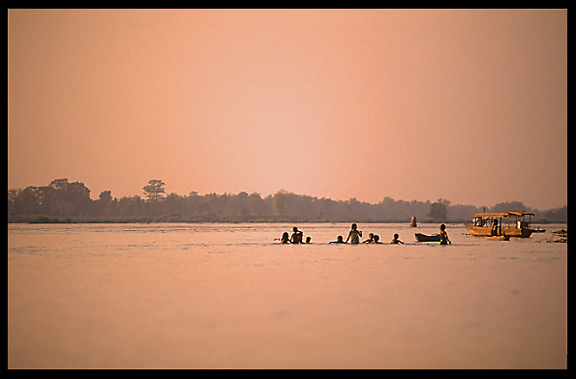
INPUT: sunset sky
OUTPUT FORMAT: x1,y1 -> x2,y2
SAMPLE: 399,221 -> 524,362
8,9 -> 567,210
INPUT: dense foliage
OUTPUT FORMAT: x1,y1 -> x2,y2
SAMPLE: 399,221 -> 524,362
8,179 -> 566,223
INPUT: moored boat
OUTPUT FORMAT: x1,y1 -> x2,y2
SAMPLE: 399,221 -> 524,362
550,229 -> 567,243
464,211 -> 534,238
414,233 -> 441,242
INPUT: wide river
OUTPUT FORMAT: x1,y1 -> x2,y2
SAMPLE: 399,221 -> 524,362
8,222 -> 567,369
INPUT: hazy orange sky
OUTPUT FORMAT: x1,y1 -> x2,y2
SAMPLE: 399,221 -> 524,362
8,9 -> 567,209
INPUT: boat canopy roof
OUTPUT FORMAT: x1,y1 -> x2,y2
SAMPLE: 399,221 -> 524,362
473,211 -> 535,218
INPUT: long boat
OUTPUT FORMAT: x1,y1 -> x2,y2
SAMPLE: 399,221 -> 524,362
414,233 -> 441,242
463,211 -> 534,238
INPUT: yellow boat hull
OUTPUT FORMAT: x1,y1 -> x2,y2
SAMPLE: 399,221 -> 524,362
464,223 -> 532,238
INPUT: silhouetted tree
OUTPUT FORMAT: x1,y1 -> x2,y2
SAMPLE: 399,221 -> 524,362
94,190 -> 113,216
8,187 -> 40,216
44,179 -> 91,217
271,189 -> 288,216
540,205 -> 567,222
490,201 -> 531,213
428,199 -> 450,221
143,179 -> 165,201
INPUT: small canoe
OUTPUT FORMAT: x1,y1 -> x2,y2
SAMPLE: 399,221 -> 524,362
414,233 -> 441,242
486,235 -> 510,241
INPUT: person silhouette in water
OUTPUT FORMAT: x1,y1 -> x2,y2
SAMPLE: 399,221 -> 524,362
390,233 -> 404,244
330,235 -> 346,244
439,224 -> 451,245
276,232 -> 290,244
362,233 -> 375,244
291,227 -> 303,244
345,223 -> 362,244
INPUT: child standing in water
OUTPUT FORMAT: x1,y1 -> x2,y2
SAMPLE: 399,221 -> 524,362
345,223 -> 363,244
291,227 -> 304,244
439,224 -> 451,245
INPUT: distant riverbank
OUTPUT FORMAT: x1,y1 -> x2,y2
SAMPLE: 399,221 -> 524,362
9,179 -> 567,225
9,215 -> 565,225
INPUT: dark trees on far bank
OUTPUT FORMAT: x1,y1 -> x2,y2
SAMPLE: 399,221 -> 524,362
7,178 -> 567,223
8,179 -> 92,218
428,199 -> 450,222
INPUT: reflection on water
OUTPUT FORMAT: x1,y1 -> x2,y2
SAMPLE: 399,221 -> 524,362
8,223 -> 567,368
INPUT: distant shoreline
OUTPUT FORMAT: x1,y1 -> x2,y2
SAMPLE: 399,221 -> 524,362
8,216 -> 566,225
9,179 -> 567,225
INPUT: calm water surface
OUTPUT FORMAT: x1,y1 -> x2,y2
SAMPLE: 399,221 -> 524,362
8,223 -> 567,368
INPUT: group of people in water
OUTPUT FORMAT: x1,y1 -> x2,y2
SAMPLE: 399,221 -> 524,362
276,223 -> 451,245
276,227 -> 312,244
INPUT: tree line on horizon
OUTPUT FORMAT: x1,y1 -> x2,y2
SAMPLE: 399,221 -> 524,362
7,178 -> 567,223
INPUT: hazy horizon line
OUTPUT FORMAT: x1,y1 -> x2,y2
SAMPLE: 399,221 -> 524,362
8,179 -> 567,212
